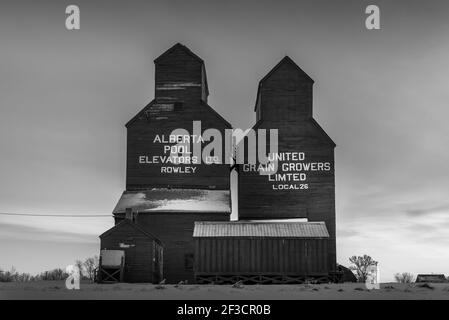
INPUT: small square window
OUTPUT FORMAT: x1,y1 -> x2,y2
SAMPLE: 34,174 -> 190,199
174,102 -> 183,111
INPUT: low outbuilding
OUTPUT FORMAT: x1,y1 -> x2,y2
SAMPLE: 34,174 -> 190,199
415,274 -> 447,283
193,221 -> 330,284
99,213 -> 163,283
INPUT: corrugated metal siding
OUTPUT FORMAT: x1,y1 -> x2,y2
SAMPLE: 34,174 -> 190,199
193,221 -> 329,238
194,237 -> 329,275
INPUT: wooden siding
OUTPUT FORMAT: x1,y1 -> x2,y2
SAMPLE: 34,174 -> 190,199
238,57 -> 336,271
126,114 -> 231,190
194,237 -> 329,276
154,43 -> 207,103
126,44 -> 231,190
115,212 -> 229,284
100,222 -> 163,283
256,57 -> 314,122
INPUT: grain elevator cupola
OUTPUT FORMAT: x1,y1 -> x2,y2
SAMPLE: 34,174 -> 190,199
154,43 -> 209,104
255,56 -> 314,122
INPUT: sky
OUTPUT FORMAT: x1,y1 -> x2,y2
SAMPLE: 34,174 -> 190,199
1,0 -> 449,282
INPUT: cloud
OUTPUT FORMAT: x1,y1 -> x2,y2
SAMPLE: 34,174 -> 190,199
405,204 -> 449,217
406,223 -> 438,233
337,229 -> 360,238
0,222 -> 98,244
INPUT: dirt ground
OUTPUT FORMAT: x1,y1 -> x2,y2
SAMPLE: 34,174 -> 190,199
1,281 -> 449,299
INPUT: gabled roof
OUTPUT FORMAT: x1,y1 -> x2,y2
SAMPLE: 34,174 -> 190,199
154,43 -> 209,96
125,100 -> 154,128
99,219 -> 163,245
254,56 -> 314,111
154,42 -> 204,64
200,100 -> 232,128
113,188 -> 231,215
237,118 -> 335,148
259,56 -> 314,85
416,274 -> 447,282
193,221 -> 329,238
310,118 -> 336,147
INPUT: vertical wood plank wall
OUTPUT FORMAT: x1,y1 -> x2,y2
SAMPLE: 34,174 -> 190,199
100,223 -> 163,283
195,237 -> 328,275
238,58 -> 336,272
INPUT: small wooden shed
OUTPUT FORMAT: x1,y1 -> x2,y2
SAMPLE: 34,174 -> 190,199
99,218 -> 163,283
415,274 -> 447,283
193,221 -> 330,284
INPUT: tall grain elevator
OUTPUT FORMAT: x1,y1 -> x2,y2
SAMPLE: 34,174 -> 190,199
102,43 -> 232,283
100,45 -> 338,284
237,56 -> 336,274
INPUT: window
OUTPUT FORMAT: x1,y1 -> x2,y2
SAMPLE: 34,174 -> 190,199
174,102 -> 183,112
184,253 -> 194,271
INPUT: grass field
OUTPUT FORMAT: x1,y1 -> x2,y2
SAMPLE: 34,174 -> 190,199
1,281 -> 449,299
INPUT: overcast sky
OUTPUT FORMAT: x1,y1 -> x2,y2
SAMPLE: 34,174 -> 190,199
1,0 -> 449,281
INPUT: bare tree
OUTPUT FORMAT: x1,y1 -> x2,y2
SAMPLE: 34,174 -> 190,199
83,256 -> 99,281
75,259 -> 84,279
394,272 -> 414,283
38,268 -> 68,281
0,266 -> 36,282
349,255 -> 378,282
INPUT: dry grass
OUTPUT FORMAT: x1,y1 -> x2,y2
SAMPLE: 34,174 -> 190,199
1,281 -> 449,300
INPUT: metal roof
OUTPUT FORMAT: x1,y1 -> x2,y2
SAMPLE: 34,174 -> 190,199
113,189 -> 231,214
193,221 -> 329,238
416,274 -> 447,283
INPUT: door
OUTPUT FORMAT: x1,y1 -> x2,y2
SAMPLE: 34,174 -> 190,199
153,243 -> 163,283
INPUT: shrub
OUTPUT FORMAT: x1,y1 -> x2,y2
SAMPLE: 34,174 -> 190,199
0,267 -> 35,282
394,272 -> 414,283
36,268 -> 68,281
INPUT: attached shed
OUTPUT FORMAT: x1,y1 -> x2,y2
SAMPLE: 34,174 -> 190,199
99,218 -> 163,283
112,188 -> 231,284
193,221 -> 330,284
